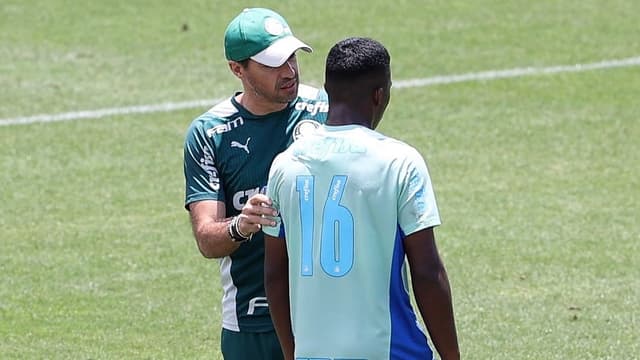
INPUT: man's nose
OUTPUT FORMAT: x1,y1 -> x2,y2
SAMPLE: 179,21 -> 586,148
281,59 -> 296,76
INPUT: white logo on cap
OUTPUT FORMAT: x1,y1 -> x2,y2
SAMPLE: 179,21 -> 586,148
264,17 -> 285,35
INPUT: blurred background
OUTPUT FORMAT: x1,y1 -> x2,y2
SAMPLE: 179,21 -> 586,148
1,1 -> 639,358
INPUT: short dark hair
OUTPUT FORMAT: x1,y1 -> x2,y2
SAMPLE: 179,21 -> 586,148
236,59 -> 251,68
324,37 -> 390,101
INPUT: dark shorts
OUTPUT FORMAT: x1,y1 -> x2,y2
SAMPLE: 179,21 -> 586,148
221,328 -> 284,360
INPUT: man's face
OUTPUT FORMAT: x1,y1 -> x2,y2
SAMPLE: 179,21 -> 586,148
242,54 -> 300,105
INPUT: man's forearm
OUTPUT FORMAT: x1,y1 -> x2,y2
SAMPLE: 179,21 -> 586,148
264,238 -> 294,360
193,218 -> 240,258
413,269 -> 460,360
265,277 -> 294,359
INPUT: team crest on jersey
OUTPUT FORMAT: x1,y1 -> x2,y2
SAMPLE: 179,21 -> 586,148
293,119 -> 321,141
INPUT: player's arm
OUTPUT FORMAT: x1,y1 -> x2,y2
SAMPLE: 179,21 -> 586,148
188,200 -> 237,258
188,195 -> 277,258
404,227 -> 460,360
184,120 -> 277,258
264,234 -> 294,360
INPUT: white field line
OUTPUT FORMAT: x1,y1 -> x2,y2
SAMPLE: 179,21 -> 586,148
2,56 -> 639,127
0,99 -> 222,127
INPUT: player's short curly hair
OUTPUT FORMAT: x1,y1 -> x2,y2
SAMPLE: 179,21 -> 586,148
325,37 -> 390,85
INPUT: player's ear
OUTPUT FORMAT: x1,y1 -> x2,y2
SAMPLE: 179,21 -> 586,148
228,61 -> 244,79
372,87 -> 384,107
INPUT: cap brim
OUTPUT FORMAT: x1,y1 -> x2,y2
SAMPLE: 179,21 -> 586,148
251,36 -> 312,67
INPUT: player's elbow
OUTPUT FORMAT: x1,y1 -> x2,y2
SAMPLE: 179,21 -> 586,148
193,233 -> 226,259
197,244 -> 219,259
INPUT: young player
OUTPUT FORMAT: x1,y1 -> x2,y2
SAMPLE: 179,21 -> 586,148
263,37 -> 460,360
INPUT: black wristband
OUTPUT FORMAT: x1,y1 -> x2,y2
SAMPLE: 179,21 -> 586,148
228,216 -> 251,243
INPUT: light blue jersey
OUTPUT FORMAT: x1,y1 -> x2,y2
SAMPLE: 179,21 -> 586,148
263,124 -> 441,360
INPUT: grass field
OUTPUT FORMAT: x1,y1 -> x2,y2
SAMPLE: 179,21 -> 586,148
2,0 -> 639,359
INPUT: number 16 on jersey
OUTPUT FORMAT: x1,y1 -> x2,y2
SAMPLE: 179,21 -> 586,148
295,175 -> 354,278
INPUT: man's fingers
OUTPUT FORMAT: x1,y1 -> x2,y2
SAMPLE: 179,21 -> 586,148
237,214 -> 277,234
244,195 -> 277,216
247,214 -> 278,227
243,204 -> 277,217
237,195 -> 278,235
248,194 -> 272,206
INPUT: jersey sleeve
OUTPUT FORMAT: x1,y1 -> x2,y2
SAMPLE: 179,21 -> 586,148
183,119 -> 224,209
262,153 -> 285,238
397,147 -> 441,235
297,84 -> 329,124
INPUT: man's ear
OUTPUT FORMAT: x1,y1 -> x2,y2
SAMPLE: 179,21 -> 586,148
372,87 -> 384,107
228,61 -> 243,79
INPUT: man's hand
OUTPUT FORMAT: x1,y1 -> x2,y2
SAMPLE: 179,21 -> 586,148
236,194 -> 279,236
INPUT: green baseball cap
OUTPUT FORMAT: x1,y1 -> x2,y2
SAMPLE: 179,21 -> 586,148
224,8 -> 312,67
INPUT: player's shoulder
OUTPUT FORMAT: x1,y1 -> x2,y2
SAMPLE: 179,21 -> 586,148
186,97 -> 240,136
267,148 -> 293,182
270,132 -> 315,174
207,97 -> 239,118
374,132 -> 424,162
272,142 -> 297,166
296,84 -> 326,100
293,84 -> 329,108
288,84 -> 329,126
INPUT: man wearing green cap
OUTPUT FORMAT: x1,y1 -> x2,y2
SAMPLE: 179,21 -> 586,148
182,8 -> 328,360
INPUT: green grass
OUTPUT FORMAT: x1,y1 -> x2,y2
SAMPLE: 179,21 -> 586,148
2,0 -> 639,359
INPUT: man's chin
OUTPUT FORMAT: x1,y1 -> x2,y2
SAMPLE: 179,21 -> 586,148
280,87 -> 298,103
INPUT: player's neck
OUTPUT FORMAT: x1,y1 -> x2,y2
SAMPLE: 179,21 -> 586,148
326,104 -> 373,129
235,93 -> 288,116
